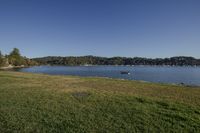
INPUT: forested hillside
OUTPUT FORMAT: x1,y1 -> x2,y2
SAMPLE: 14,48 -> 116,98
2,48 -> 199,67
33,56 -> 200,66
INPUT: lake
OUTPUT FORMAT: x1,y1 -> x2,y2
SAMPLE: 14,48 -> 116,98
15,65 -> 200,86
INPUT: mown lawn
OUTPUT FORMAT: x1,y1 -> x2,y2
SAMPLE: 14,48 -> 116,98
0,71 -> 200,133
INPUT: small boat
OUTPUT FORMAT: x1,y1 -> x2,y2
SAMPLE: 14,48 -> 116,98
120,71 -> 130,75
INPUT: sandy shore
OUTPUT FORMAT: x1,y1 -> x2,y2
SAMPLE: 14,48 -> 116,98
0,65 -> 25,70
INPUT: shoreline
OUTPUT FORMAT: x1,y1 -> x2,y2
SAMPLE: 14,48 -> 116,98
2,70 -> 200,88
10,70 -> 200,88
2,65 -> 200,87
0,65 -> 27,70
33,64 -> 200,67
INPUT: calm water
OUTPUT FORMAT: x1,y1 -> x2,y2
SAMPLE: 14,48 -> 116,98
16,66 -> 200,86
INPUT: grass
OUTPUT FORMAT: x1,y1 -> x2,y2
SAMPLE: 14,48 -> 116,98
0,71 -> 200,132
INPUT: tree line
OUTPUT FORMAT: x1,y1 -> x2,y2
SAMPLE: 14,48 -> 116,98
0,48 -> 38,67
2,49 -> 199,67
33,56 -> 200,66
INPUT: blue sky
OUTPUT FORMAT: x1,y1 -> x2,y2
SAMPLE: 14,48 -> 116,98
0,0 -> 200,58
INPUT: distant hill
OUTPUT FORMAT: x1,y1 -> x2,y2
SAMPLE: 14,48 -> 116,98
33,56 -> 200,66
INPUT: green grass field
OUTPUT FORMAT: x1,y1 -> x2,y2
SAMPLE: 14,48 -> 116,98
0,71 -> 200,132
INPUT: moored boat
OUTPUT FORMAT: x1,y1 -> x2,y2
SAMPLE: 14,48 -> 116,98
120,71 -> 130,75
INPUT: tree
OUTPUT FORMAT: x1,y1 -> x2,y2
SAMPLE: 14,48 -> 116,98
0,50 -> 6,67
0,50 -> 3,66
9,48 -> 21,57
8,48 -> 25,66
